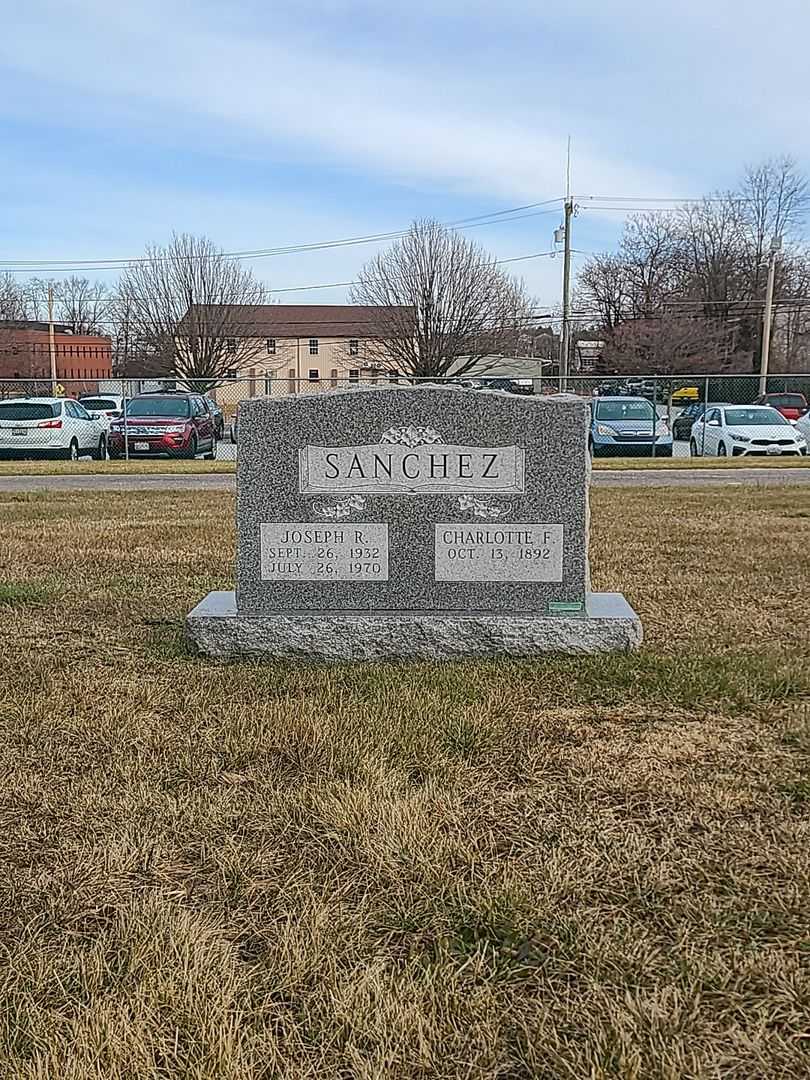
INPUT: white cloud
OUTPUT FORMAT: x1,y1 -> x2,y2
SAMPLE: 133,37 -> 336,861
0,0 -> 685,203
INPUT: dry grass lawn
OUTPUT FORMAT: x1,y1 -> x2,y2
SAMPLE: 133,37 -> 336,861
0,486 -> 809,1079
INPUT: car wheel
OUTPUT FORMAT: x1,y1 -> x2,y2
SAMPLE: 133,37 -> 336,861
718,442 -> 727,457
690,438 -> 699,457
203,438 -> 217,461
91,434 -> 107,461
182,434 -> 198,460
60,439 -> 80,462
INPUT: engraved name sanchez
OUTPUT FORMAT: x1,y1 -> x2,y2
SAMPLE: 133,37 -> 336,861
299,443 -> 525,495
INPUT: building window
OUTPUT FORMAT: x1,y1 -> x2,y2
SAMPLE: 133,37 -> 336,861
266,338 -> 276,355
309,338 -> 319,355
349,339 -> 359,356
288,367 -> 296,393
388,370 -> 400,383
226,338 -> 237,354
330,368 -> 338,388
308,369 -> 320,382
225,368 -> 238,380
348,369 -> 359,384
264,373 -> 274,396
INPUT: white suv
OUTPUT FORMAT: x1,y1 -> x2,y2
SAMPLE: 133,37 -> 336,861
0,397 -> 108,460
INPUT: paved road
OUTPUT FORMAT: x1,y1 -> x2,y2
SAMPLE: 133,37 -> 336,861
1,468 -> 810,492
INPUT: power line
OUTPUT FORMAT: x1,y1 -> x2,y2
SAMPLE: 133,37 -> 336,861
13,248 -> 571,305
575,195 -> 755,204
0,200 -> 565,273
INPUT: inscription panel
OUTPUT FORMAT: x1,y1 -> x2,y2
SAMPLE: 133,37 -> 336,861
261,523 -> 389,582
299,444 -> 525,495
435,523 -> 564,583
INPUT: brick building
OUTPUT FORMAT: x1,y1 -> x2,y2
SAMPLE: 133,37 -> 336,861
0,321 -> 113,391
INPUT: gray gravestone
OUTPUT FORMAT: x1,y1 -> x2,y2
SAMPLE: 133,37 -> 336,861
187,385 -> 642,660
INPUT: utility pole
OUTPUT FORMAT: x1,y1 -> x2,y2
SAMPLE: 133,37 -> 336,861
558,137 -> 574,391
559,197 -> 573,390
47,283 -> 57,395
758,236 -> 781,396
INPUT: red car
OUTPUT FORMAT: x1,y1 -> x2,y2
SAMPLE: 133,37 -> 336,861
754,393 -> 808,422
108,393 -> 218,459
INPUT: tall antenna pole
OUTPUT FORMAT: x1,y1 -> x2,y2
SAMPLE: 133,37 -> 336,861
559,138 -> 573,390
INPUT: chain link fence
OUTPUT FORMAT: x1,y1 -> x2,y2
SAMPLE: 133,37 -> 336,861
0,373 -> 808,463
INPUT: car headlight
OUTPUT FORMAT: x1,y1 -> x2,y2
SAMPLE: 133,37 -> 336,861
732,432 -> 750,442
655,422 -> 670,435
796,437 -> 807,449
596,425 -> 616,437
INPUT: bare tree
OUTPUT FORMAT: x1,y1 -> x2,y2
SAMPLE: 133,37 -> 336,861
741,156 -> 808,285
601,314 -> 730,375
53,276 -> 109,334
118,233 -> 267,388
350,219 -> 530,378
576,254 -> 630,329
0,274 -> 29,321
620,213 -> 684,316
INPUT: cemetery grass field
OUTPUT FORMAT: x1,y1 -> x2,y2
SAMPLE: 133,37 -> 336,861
0,487 -> 809,1078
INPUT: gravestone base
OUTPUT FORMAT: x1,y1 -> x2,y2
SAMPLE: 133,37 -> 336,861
187,591 -> 642,661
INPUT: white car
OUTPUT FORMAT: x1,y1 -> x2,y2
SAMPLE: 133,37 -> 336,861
0,397 -> 108,461
690,404 -> 807,458
794,408 -> 810,445
79,394 -> 124,425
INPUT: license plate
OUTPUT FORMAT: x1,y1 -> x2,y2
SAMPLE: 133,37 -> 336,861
133,441 -> 151,451
767,445 -> 781,455
12,429 -> 27,437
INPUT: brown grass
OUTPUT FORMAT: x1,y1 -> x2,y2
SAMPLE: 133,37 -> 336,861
0,487 -> 809,1078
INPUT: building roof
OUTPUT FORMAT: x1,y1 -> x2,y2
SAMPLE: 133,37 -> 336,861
0,319 -> 73,334
180,304 -> 412,339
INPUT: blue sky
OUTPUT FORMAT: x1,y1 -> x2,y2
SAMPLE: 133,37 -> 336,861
1,0 -> 808,314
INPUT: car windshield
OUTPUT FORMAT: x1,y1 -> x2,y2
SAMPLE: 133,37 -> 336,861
725,408 -> 789,427
595,400 -> 654,421
766,394 -> 806,407
0,401 -> 60,420
127,397 -> 191,417
80,398 -> 118,410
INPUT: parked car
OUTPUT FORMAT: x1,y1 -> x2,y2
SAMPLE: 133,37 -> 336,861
589,396 -> 673,457
753,392 -> 808,421
206,399 -> 225,439
671,386 -> 700,405
690,405 -> 807,457
594,381 -> 621,397
0,397 -> 108,460
470,377 -> 533,395
671,402 -> 733,441
107,393 -> 217,459
79,394 -> 124,422
794,408 -> 810,445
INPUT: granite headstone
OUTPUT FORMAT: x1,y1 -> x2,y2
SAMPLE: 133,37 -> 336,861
187,385 -> 642,659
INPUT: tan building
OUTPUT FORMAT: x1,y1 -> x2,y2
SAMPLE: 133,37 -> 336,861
193,304 -> 409,415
